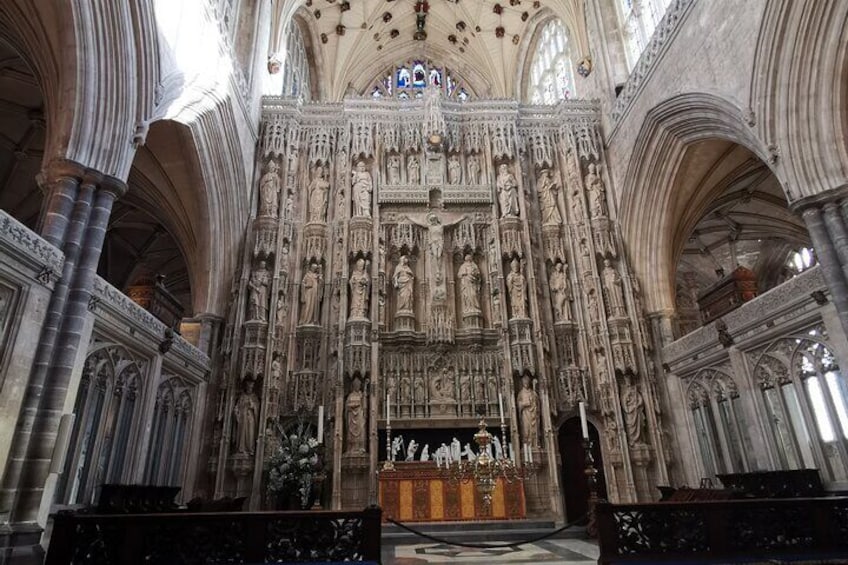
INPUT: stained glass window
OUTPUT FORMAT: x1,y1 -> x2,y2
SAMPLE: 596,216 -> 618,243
528,19 -> 576,104
371,60 -> 471,100
412,62 -> 427,87
279,21 -> 312,99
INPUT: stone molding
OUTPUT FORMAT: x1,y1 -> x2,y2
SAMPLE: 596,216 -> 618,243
662,266 -> 827,365
0,210 -> 64,284
93,276 -> 210,372
609,0 -> 696,130
789,184 -> 848,213
261,97 -> 603,168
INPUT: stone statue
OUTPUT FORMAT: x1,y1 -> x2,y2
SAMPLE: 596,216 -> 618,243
549,261 -> 572,322
497,164 -> 519,218
407,154 -> 420,185
391,435 -> 404,461
248,261 -> 270,321
351,161 -> 372,217
467,153 -> 480,184
585,163 -> 606,218
537,169 -> 562,226
378,240 -> 386,274
579,238 -> 593,274
621,373 -> 646,446
457,254 -> 482,315
233,378 -> 259,454
426,212 -> 445,261
506,259 -> 528,319
587,289 -> 600,322
259,160 -> 281,218
516,374 -> 539,447
387,154 -> 401,185
271,357 -> 282,385
570,189 -> 584,222
420,444 -> 430,461
406,439 -> 419,461
451,438 -> 462,462
400,376 -> 411,403
349,258 -> 370,319
492,435 -> 504,460
392,255 -> 415,314
602,258 -> 626,317
462,443 -> 476,461
298,263 -> 323,325
345,378 -> 366,453
459,374 -> 471,402
413,376 -> 425,403
284,192 -> 294,219
307,164 -> 330,223
430,367 -> 455,401
448,154 -> 461,185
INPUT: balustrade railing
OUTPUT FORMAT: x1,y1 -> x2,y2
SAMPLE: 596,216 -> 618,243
597,497 -> 848,564
46,506 -> 382,564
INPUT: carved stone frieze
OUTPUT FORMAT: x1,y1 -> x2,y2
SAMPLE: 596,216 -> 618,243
0,210 -> 65,280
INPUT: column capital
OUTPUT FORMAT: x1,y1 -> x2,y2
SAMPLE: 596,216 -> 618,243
99,174 -> 128,199
645,308 -> 676,320
790,184 -> 848,214
42,158 -> 87,186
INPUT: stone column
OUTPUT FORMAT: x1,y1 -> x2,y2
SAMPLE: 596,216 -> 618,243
0,164 -> 125,528
795,189 -> 848,337
38,161 -> 85,248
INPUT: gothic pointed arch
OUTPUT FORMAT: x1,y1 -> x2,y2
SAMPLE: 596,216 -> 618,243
618,92 -> 780,314
751,1 -> 848,201
519,12 -> 579,104
266,7 -> 322,100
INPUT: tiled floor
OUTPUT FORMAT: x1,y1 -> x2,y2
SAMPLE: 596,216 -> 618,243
382,538 -> 599,564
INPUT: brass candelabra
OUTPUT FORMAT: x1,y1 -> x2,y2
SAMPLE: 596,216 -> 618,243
443,419 -> 533,507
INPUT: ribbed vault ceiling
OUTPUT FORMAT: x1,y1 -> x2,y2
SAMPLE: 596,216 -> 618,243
275,0 -> 588,100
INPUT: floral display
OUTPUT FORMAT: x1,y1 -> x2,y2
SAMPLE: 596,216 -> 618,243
266,423 -> 322,509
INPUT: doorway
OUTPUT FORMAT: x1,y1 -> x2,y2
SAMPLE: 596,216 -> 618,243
559,417 -> 607,524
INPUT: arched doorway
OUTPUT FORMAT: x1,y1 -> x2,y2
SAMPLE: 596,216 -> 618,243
559,417 -> 607,523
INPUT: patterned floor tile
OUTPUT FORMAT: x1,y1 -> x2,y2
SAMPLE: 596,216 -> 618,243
383,538 -> 598,564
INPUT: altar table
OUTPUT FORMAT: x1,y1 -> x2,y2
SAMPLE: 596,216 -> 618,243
378,462 -> 526,522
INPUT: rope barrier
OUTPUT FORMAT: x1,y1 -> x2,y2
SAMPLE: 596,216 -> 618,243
386,514 -> 589,549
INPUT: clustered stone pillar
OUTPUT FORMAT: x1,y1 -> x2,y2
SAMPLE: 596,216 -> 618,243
795,189 -> 848,337
0,160 -> 126,527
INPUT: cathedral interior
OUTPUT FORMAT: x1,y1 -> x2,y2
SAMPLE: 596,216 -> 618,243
1,0 -> 848,563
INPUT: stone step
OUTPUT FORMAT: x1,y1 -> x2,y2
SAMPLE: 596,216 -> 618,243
381,519 -> 588,545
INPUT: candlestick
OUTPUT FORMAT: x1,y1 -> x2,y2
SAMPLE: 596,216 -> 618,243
579,401 -> 589,439
386,392 -> 390,425
583,437 -> 600,537
317,405 -> 324,444
498,393 -> 505,426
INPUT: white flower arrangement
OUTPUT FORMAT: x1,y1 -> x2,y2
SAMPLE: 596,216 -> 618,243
266,423 -> 322,509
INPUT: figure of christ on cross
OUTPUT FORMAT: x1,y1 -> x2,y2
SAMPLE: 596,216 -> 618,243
401,209 -> 467,303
